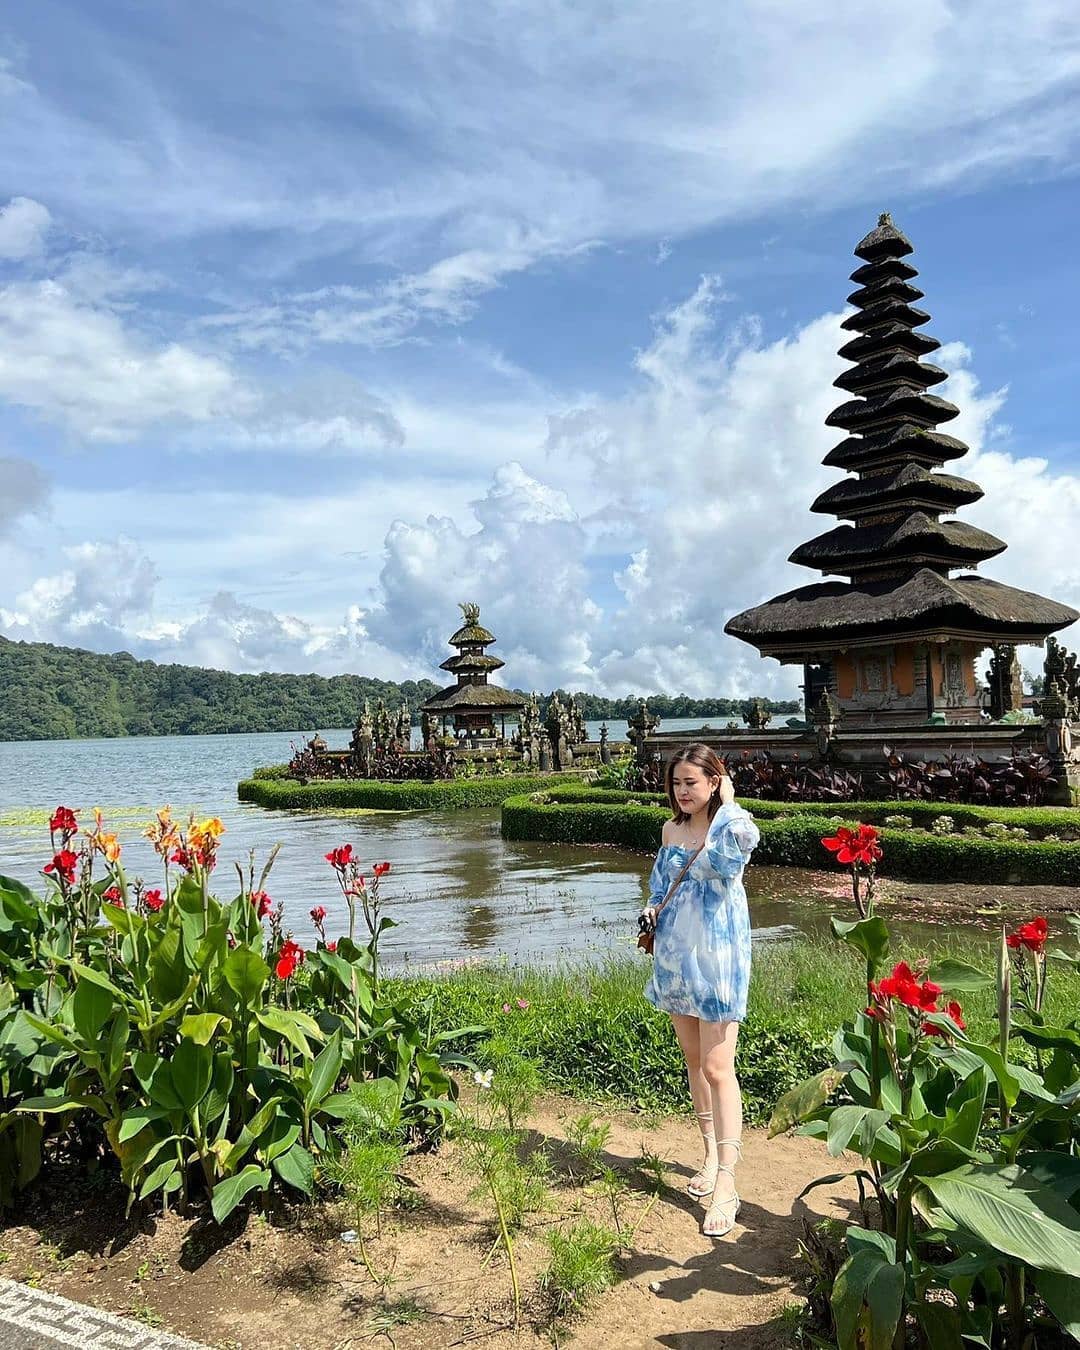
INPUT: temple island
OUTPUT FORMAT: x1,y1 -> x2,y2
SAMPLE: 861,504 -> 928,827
644,215 -> 1080,801
302,603 -> 628,780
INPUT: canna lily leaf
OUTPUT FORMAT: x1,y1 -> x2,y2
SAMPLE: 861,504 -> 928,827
210,1164 -> 271,1223
921,1164 -> 1080,1277
768,1063 -> 855,1138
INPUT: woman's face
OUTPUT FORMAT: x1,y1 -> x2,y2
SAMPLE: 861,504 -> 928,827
671,762 -> 719,816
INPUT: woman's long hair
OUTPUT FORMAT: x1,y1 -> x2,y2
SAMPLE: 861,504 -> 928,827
665,742 -> 730,825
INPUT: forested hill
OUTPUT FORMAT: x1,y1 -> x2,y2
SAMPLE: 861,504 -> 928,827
0,637 -> 441,741
0,636 -> 801,742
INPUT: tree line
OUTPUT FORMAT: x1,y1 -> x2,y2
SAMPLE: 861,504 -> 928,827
0,636 -> 799,742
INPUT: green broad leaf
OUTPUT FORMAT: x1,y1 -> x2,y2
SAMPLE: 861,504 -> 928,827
795,1170 -> 859,1201
72,976 -> 113,1043
149,928 -> 189,1004
256,1007 -> 322,1057
831,1250 -> 904,1350
99,902 -> 135,937
210,1164 -> 270,1224
1036,1270 -> 1080,1340
257,1111 -> 301,1164
69,962 -> 124,1000
104,1008 -> 130,1090
826,1105 -> 892,1160
921,1164 -> 1080,1277
0,876 -> 37,926
927,958 -> 993,992
913,1300 -> 963,1350
1020,1151 -> 1080,1200
170,1038 -> 213,1110
938,1043 -> 1020,1109
831,915 -> 890,970
180,1013 -> 229,1045
306,1028 -> 343,1109
272,1142 -> 314,1195
118,1108 -> 169,1143
1013,1023 -> 1080,1054
201,1054 -> 235,1129
139,1156 -> 179,1200
310,949 -> 356,993
223,947 -> 269,1007
16,1093 -> 108,1118
768,1064 -> 853,1138
846,1228 -> 896,1262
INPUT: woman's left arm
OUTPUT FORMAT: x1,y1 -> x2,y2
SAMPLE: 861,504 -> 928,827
690,804 -> 760,882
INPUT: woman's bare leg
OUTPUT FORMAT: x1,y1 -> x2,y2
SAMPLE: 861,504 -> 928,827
699,1019 -> 742,1235
670,1013 -> 717,1193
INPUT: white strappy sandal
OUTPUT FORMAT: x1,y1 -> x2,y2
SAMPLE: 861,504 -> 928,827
702,1138 -> 742,1239
686,1110 -> 719,1199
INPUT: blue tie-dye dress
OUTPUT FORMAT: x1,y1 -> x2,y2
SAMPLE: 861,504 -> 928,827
643,803 -> 760,1024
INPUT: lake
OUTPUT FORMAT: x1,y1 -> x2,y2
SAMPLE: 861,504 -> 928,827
0,724 -> 1054,968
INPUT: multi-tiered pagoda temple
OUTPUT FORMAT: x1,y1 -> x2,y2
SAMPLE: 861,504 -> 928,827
726,214 -> 1077,726
420,603 -> 525,741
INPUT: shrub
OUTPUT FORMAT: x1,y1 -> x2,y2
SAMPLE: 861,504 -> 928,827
239,772 -> 583,812
771,828 -> 1080,1349
0,808 -> 465,1221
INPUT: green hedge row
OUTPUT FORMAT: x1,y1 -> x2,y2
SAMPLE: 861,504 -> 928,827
501,792 -> 1080,884
238,772 -> 583,811
538,784 -> 1080,839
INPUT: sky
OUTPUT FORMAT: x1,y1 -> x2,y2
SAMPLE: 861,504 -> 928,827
2,1 -> 1080,699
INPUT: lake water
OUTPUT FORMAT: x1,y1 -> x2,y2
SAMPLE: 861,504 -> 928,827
0,725 -> 1059,968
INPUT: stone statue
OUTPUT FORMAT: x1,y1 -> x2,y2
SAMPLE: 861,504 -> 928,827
986,644 -> 1024,720
394,701 -> 411,750
420,710 -> 437,751
1043,636 -> 1080,721
626,699 -> 660,765
373,700 -> 392,751
742,698 -> 772,730
599,722 -> 611,765
538,728 -> 551,772
811,689 -> 840,758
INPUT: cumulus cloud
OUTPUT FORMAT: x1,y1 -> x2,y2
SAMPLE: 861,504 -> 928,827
0,536 -> 419,679
0,196 -> 50,259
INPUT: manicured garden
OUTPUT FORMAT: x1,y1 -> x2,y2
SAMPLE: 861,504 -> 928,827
502,785 -> 1080,884
238,770 -> 583,811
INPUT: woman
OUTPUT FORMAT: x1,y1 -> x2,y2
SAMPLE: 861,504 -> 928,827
641,743 -> 759,1239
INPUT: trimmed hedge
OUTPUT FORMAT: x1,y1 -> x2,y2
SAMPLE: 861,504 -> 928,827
536,785 -> 1080,840
501,791 -> 1080,884
238,772 -> 583,811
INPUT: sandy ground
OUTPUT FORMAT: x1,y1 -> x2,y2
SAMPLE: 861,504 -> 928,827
0,1091 -> 858,1350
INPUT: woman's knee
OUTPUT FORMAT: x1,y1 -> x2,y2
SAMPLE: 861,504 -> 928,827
701,1060 -> 737,1090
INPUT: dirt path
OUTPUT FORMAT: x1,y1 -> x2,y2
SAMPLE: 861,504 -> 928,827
1,1092 -> 856,1349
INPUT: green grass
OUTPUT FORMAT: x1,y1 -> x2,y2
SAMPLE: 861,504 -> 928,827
392,934 -> 1080,1124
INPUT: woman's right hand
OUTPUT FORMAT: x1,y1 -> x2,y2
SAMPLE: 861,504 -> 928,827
640,906 -> 657,930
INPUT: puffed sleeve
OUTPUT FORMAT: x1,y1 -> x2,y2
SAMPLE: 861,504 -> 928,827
643,850 -> 667,912
689,804 -> 759,882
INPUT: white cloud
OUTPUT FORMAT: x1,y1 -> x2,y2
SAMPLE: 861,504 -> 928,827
0,196 -> 50,259
0,274 -> 248,441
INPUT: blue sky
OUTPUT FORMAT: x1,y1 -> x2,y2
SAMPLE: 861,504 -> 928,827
2,1 -> 1080,697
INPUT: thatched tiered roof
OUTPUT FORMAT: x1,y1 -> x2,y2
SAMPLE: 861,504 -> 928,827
420,603 -> 525,717
725,215 -> 1077,657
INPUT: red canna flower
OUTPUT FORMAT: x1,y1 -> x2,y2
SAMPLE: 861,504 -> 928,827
868,962 -> 940,1017
251,890 -> 273,919
169,845 -> 193,871
310,905 -> 327,924
326,940 -> 338,953
143,888 -> 165,912
44,849 -> 79,885
925,1000 -> 966,1036
325,844 -> 353,870
822,823 -> 881,867
275,938 -> 305,979
49,806 -> 79,836
373,861 -> 391,878
1007,916 -> 1049,954
103,886 -> 124,907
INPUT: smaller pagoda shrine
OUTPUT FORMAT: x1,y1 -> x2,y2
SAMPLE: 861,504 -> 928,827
725,214 -> 1078,727
420,603 -> 525,742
